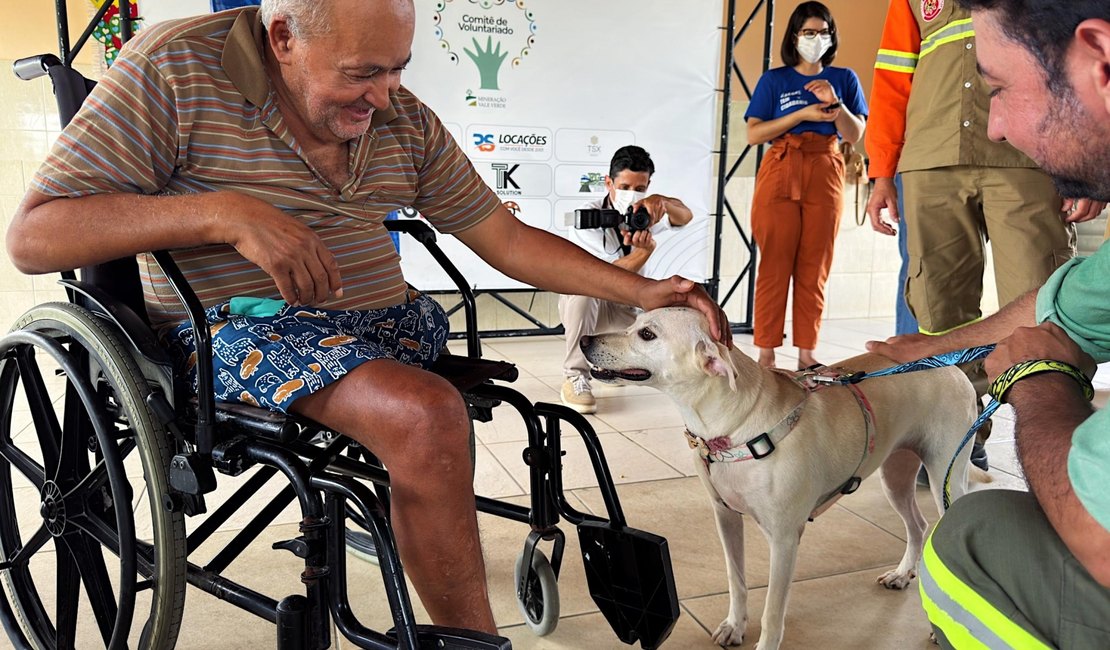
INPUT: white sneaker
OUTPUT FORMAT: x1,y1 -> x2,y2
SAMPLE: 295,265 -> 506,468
560,376 -> 596,414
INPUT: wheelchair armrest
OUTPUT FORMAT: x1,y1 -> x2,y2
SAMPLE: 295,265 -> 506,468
151,250 -> 218,455
431,354 -> 518,392
385,218 -> 482,358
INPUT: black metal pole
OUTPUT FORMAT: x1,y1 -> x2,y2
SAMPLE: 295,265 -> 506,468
55,0 -> 70,64
711,0 -> 737,304
748,0 -> 776,328
120,0 -> 133,43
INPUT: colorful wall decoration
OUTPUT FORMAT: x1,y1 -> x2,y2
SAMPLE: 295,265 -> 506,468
90,0 -> 142,67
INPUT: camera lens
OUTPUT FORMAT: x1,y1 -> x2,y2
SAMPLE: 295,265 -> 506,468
628,206 -> 652,231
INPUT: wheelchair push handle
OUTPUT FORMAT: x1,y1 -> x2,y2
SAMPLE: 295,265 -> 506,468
12,54 -> 62,81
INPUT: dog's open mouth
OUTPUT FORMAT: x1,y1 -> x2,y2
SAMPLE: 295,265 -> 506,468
589,366 -> 652,382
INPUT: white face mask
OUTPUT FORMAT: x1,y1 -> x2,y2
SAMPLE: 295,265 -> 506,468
797,35 -> 832,64
612,189 -> 647,214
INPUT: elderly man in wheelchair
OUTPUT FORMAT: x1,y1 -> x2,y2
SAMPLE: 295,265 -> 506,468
1,0 -> 729,647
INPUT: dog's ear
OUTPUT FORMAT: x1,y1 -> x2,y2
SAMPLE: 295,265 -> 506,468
697,340 -> 738,391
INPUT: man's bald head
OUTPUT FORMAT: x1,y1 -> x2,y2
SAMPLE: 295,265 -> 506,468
260,0 -> 414,40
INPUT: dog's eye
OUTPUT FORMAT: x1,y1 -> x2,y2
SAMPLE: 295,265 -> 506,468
638,328 -> 656,341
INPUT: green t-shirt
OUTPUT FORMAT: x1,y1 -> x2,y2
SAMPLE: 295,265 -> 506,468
1036,240 -> 1110,532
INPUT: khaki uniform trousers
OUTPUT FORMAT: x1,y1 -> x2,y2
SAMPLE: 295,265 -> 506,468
558,294 -> 637,379
751,132 -> 844,350
902,166 -> 1075,335
903,166 -> 1074,441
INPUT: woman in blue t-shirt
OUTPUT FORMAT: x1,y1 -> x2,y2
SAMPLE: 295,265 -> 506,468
744,1 -> 868,370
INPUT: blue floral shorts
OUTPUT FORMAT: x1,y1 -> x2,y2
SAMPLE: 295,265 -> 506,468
166,292 -> 449,412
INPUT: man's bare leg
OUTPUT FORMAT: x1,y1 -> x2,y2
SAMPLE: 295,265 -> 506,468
291,359 -> 497,633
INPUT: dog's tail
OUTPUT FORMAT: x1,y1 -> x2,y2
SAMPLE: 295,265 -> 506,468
968,465 -> 993,484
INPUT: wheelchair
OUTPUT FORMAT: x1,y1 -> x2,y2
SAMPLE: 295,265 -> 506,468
0,9 -> 680,650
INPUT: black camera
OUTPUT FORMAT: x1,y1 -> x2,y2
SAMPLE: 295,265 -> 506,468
573,205 -> 652,232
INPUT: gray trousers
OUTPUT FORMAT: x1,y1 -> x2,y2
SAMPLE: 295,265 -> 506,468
924,489 -> 1110,649
558,294 -> 637,379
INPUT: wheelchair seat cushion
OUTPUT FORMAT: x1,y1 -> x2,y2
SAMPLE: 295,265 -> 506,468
166,291 -> 448,412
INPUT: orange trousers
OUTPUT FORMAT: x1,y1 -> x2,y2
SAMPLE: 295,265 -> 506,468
751,132 -> 843,350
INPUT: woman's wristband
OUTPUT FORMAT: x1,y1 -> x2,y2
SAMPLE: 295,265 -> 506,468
988,359 -> 1095,404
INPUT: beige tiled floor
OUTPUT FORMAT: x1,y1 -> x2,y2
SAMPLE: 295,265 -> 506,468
7,317 -> 1108,649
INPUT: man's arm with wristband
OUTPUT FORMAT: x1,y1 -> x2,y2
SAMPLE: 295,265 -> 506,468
985,322 -> 1110,587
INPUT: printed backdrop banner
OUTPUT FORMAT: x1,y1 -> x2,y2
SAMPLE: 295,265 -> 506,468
401,0 -> 720,290
141,0 -> 722,290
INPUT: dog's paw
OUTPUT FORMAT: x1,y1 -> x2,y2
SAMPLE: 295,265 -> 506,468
711,618 -> 747,646
876,568 -> 917,590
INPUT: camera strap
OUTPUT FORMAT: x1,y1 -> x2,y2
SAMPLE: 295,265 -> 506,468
614,227 -> 631,257
598,196 -> 631,257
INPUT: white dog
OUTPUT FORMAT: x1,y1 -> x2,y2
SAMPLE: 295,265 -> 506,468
581,307 -> 981,650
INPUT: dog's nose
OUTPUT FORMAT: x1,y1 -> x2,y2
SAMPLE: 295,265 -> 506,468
579,335 -> 593,351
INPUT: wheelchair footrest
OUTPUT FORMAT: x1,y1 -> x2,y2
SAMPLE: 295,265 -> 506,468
389,624 -> 512,649
577,521 -> 680,650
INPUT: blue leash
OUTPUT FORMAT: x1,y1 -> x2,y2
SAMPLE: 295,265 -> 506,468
813,344 -> 997,384
942,398 -> 999,510
811,344 -> 997,511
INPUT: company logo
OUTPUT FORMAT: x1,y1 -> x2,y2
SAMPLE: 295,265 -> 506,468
481,162 -> 551,198
921,0 -> 943,21
467,126 -> 553,161
496,132 -> 548,154
579,172 -> 604,193
473,133 -> 496,152
492,163 -> 520,192
586,135 -> 602,156
434,1 -> 537,110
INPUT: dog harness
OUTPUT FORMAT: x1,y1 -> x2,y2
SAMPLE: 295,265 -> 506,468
684,365 -> 879,518
685,366 -> 877,478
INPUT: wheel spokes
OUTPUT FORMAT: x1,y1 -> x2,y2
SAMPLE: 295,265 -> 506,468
63,532 -> 120,645
14,348 -> 61,472
0,438 -> 46,491
57,381 -> 101,495
53,538 -> 81,649
4,523 -> 51,570
66,438 -> 134,502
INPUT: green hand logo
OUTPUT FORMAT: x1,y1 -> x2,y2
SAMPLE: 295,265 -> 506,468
464,36 -> 508,90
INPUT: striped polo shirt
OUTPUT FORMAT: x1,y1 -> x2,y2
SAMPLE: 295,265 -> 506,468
32,7 -> 501,327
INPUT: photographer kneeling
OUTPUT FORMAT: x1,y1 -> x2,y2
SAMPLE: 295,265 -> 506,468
559,145 -> 692,413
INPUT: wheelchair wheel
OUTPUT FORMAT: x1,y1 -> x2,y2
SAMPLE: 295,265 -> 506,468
513,548 -> 559,636
0,303 -> 186,649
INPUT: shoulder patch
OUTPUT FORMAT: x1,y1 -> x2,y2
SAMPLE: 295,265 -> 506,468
921,0 -> 943,22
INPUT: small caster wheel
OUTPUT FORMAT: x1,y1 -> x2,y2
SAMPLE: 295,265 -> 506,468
514,548 -> 560,636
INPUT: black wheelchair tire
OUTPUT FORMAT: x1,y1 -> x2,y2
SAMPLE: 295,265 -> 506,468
0,302 -> 186,649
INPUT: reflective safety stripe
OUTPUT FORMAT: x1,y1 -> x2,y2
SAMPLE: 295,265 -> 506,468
920,560 -> 1006,648
875,48 -> 918,74
919,532 -> 1053,650
920,18 -> 975,59
919,316 -> 983,336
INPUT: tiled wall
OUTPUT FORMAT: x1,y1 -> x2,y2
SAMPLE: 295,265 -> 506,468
0,63 -> 69,329
1,76 -> 1104,338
